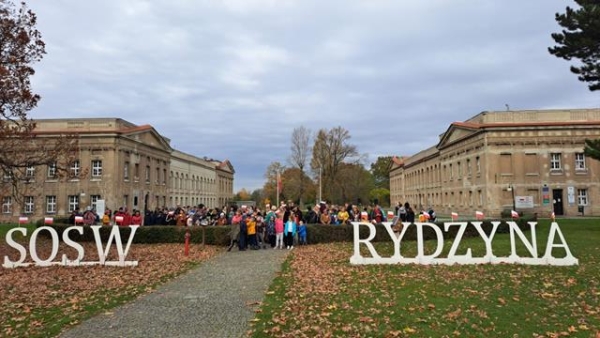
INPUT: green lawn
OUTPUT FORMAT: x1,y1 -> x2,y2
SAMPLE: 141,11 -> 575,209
0,223 -> 36,238
251,219 -> 600,337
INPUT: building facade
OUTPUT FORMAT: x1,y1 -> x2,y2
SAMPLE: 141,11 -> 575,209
169,150 -> 235,208
214,159 -> 235,207
0,118 -> 234,222
390,108 -> 600,218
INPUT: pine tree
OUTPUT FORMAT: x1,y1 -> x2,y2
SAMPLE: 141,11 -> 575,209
584,139 -> 600,160
548,0 -> 600,91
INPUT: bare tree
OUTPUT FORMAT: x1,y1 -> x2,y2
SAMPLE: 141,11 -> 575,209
310,126 -> 358,204
288,126 -> 311,206
0,1 -> 77,215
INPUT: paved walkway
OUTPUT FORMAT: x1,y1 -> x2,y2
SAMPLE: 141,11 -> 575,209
59,248 -> 290,338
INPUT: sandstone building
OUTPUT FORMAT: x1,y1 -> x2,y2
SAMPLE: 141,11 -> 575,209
0,118 -> 234,222
390,108 -> 600,218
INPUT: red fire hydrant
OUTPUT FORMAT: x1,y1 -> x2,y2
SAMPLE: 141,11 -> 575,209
184,230 -> 191,256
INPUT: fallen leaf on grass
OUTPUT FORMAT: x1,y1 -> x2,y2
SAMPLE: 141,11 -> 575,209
403,326 -> 416,333
445,308 -> 462,320
359,316 -> 374,323
541,292 -> 556,299
0,241 -> 221,338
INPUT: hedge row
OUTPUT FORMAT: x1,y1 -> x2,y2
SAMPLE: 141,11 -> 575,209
36,215 -> 535,246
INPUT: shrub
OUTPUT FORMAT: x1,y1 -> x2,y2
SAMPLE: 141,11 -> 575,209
305,215 -> 534,244
34,223 -> 232,246
33,215 -> 536,246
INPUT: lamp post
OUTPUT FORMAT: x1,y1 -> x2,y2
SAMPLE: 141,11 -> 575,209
318,167 -> 322,203
508,184 -> 516,211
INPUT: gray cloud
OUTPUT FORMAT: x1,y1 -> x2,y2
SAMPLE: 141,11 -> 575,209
28,0 -> 598,191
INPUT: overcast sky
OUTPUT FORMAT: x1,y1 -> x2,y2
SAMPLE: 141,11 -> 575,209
27,0 -> 598,192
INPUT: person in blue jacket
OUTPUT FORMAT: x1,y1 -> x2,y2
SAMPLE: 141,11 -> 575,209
284,212 -> 297,250
298,220 -> 307,245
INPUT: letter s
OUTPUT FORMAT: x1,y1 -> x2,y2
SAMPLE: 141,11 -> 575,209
3,227 -> 27,268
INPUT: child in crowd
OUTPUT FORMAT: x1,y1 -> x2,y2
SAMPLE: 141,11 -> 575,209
274,211 -> 284,249
102,210 -> 111,226
266,206 -> 277,247
247,215 -> 258,250
298,220 -> 307,245
255,212 -> 267,249
284,212 -> 297,250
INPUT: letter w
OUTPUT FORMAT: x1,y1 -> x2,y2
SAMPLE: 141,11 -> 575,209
91,226 -> 139,265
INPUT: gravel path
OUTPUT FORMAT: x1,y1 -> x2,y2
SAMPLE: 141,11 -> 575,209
59,248 -> 290,338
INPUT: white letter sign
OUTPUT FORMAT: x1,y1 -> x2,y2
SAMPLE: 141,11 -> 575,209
3,225 -> 139,268
350,221 -> 578,266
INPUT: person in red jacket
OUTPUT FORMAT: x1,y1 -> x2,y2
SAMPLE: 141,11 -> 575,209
114,208 -> 124,226
122,208 -> 132,226
131,210 -> 142,225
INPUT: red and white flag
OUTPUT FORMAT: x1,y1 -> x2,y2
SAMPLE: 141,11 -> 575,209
74,216 -> 84,224
44,217 -> 54,225
115,215 -> 124,224
451,212 -> 458,220
511,210 -> 519,218
18,216 -> 28,224
361,211 -> 368,221
475,211 -> 484,220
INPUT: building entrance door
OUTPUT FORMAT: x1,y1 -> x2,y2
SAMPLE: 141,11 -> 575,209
553,189 -> 564,215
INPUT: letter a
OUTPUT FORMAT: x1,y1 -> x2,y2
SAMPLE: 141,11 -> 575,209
542,222 -> 578,266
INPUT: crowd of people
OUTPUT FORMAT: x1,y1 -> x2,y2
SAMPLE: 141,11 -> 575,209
67,200 -> 436,251
69,200 -> 417,227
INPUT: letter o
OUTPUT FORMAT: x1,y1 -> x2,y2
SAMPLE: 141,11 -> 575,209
29,226 -> 59,266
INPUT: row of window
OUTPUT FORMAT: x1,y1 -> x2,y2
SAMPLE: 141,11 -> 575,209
16,159 -> 173,185
10,160 -> 100,180
404,153 -> 588,186
2,195 -> 102,214
446,156 -> 481,180
410,188 -> 589,208
124,161 -> 168,184
551,153 -> 586,171
14,161 -> 228,195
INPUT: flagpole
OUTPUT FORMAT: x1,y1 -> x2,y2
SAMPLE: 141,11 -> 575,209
276,172 -> 280,207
